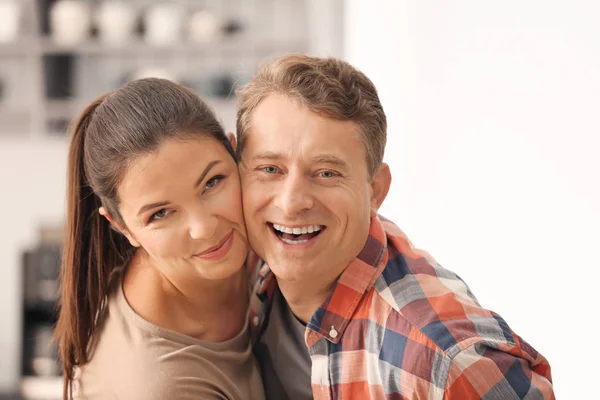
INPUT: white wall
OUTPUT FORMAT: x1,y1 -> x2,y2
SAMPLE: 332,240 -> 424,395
345,1 -> 599,398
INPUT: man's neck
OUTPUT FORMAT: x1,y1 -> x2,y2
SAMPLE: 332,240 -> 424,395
277,276 -> 337,324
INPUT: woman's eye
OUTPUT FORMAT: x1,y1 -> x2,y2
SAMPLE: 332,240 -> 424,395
263,166 -> 279,174
205,175 -> 224,190
149,208 -> 169,222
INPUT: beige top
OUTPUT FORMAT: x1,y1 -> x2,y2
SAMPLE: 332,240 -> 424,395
75,282 -> 265,400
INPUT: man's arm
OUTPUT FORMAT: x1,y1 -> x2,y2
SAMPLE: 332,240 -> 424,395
444,338 -> 554,399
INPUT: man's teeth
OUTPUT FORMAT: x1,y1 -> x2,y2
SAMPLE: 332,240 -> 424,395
281,238 -> 309,245
272,224 -> 322,235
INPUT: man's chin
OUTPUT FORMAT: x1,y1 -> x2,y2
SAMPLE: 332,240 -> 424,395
266,258 -> 317,281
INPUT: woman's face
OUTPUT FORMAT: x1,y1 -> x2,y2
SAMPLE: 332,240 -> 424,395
113,136 -> 248,282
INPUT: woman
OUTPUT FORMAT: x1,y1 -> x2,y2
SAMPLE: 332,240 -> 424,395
53,78 -> 264,400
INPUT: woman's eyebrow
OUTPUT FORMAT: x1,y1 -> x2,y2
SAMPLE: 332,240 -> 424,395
194,160 -> 222,188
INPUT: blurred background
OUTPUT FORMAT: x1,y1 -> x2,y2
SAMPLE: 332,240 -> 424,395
0,0 -> 598,399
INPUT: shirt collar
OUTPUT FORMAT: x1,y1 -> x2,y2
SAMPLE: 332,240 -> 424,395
253,215 -> 389,344
306,215 -> 388,344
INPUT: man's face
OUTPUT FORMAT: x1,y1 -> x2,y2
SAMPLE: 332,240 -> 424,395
239,94 -> 377,285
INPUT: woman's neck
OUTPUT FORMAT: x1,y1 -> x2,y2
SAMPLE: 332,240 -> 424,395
123,251 -> 248,343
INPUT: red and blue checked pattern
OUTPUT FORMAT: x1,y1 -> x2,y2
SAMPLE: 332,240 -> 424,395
248,215 -> 554,399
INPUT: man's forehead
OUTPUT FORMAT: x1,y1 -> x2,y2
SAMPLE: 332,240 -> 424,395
242,94 -> 368,167
249,94 -> 358,131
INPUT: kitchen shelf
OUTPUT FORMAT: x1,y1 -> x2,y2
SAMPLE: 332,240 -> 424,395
0,0 -> 314,138
0,40 -> 39,57
36,37 -> 308,57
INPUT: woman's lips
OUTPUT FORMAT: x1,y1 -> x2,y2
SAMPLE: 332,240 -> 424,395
193,230 -> 234,261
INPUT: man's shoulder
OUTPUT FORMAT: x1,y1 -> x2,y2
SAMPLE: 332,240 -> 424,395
375,216 -> 516,356
375,215 -> 479,312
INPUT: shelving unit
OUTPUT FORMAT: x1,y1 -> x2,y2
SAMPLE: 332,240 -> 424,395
0,0 -> 312,139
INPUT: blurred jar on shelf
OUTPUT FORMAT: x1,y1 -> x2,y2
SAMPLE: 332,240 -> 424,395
95,0 -> 137,45
187,10 -> 245,44
49,0 -> 93,45
188,10 -> 222,43
143,1 -> 185,46
0,0 -> 22,43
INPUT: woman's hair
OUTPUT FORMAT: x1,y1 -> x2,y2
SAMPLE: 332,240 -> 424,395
53,78 -> 234,399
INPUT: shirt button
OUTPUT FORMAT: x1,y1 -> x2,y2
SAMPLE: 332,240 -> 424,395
252,316 -> 260,326
329,326 -> 338,338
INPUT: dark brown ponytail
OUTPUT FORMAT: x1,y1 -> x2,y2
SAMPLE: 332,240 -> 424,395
54,96 -> 133,399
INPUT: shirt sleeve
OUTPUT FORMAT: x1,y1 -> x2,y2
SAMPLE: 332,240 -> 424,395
444,337 -> 555,399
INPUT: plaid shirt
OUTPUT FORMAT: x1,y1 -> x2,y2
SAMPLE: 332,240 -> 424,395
248,215 -> 554,399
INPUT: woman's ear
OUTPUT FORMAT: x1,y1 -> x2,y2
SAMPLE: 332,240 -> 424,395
99,207 -> 140,248
226,132 -> 237,152
370,163 -> 392,212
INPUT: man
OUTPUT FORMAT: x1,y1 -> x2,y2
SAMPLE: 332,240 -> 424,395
236,54 -> 554,399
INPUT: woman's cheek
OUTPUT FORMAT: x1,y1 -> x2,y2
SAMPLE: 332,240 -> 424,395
146,227 -> 184,258
222,181 -> 244,216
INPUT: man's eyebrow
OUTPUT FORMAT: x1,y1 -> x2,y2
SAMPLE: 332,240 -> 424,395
251,151 -> 283,162
311,154 -> 348,168
251,152 -> 349,168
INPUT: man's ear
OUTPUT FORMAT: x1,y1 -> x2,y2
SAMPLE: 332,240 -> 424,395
99,207 -> 140,248
226,132 -> 237,152
370,163 -> 392,212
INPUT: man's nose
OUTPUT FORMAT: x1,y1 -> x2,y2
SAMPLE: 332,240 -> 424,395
272,172 -> 314,217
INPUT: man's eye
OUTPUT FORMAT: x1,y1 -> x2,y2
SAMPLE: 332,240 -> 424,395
318,170 -> 338,178
263,166 -> 279,174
